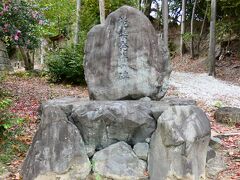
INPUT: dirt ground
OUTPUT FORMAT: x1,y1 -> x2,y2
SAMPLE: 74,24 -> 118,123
172,54 -> 240,86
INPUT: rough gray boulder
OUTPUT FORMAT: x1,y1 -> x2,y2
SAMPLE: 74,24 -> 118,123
21,97 -> 198,179
71,101 -> 156,150
0,41 -> 13,71
92,141 -> 148,180
148,105 -> 211,180
84,6 -> 171,100
207,147 -> 216,162
133,143 -> 149,161
214,107 -> 240,125
206,154 -> 226,178
21,105 -> 91,180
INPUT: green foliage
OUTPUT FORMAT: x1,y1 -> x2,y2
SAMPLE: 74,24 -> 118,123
12,70 -> 46,79
218,0 -> 240,34
0,126 -> 29,164
80,0 -> 138,33
183,32 -> 192,42
0,0 -> 42,49
105,0 -> 138,14
0,87 -> 28,165
46,43 -> 85,84
36,0 -> 75,37
95,174 -> 102,180
80,0 -> 100,32
91,159 -> 96,170
91,159 -> 101,179
213,100 -> 223,108
45,0 -> 139,85
216,21 -> 232,42
13,71 -> 36,78
0,98 -> 24,135
0,75 -> 23,136
0,98 -> 11,110
36,0 -> 138,38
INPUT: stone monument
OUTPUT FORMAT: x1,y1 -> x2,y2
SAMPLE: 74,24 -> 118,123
21,6 -> 211,180
84,6 -> 171,100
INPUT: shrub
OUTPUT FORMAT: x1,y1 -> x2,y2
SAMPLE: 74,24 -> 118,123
0,75 -> 23,136
46,44 -> 85,84
0,75 -> 27,165
0,1 -> 42,49
0,98 -> 24,136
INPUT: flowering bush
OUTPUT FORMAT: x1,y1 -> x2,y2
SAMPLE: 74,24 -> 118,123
0,0 -> 42,49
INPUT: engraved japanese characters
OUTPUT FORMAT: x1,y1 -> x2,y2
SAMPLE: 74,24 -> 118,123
84,6 -> 170,100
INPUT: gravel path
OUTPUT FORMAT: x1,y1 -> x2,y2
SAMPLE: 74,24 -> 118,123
170,71 -> 240,107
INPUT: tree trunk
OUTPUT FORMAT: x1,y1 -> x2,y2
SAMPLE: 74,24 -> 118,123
40,39 -> 45,65
32,50 -> 35,68
180,0 -> 186,57
19,47 -> 34,71
190,0 -> 197,59
197,3 -> 209,54
162,0 -> 168,46
208,0 -> 216,77
139,0 -> 142,11
144,0 -> 152,19
74,0 -> 81,46
99,0 -> 105,24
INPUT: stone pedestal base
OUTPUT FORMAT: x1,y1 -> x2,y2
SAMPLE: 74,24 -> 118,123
21,97 -> 210,180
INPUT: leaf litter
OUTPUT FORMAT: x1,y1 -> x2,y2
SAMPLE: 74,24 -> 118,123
1,75 -> 88,179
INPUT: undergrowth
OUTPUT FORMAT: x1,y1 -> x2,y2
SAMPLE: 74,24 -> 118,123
0,73 -> 27,165
0,128 -> 29,165
46,44 -> 85,85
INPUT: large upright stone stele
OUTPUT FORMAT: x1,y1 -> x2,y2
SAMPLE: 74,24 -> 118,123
84,6 -> 171,100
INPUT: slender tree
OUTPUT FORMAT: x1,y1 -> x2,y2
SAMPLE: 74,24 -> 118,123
74,0 -> 81,45
99,0 -> 105,24
190,0 -> 197,59
208,0 -> 216,76
19,47 -> 34,70
180,0 -> 186,57
139,0 -> 142,11
162,0 -> 168,46
40,39 -> 44,65
197,2 -> 209,54
144,0 -> 152,19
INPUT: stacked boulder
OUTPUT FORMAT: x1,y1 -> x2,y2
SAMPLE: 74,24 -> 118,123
21,6 -> 211,180
0,41 -> 13,71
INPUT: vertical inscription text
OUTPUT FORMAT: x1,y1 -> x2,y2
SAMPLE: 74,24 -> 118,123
117,16 -> 129,80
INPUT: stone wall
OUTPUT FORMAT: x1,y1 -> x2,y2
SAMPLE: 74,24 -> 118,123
0,41 -> 13,71
21,97 -> 211,180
